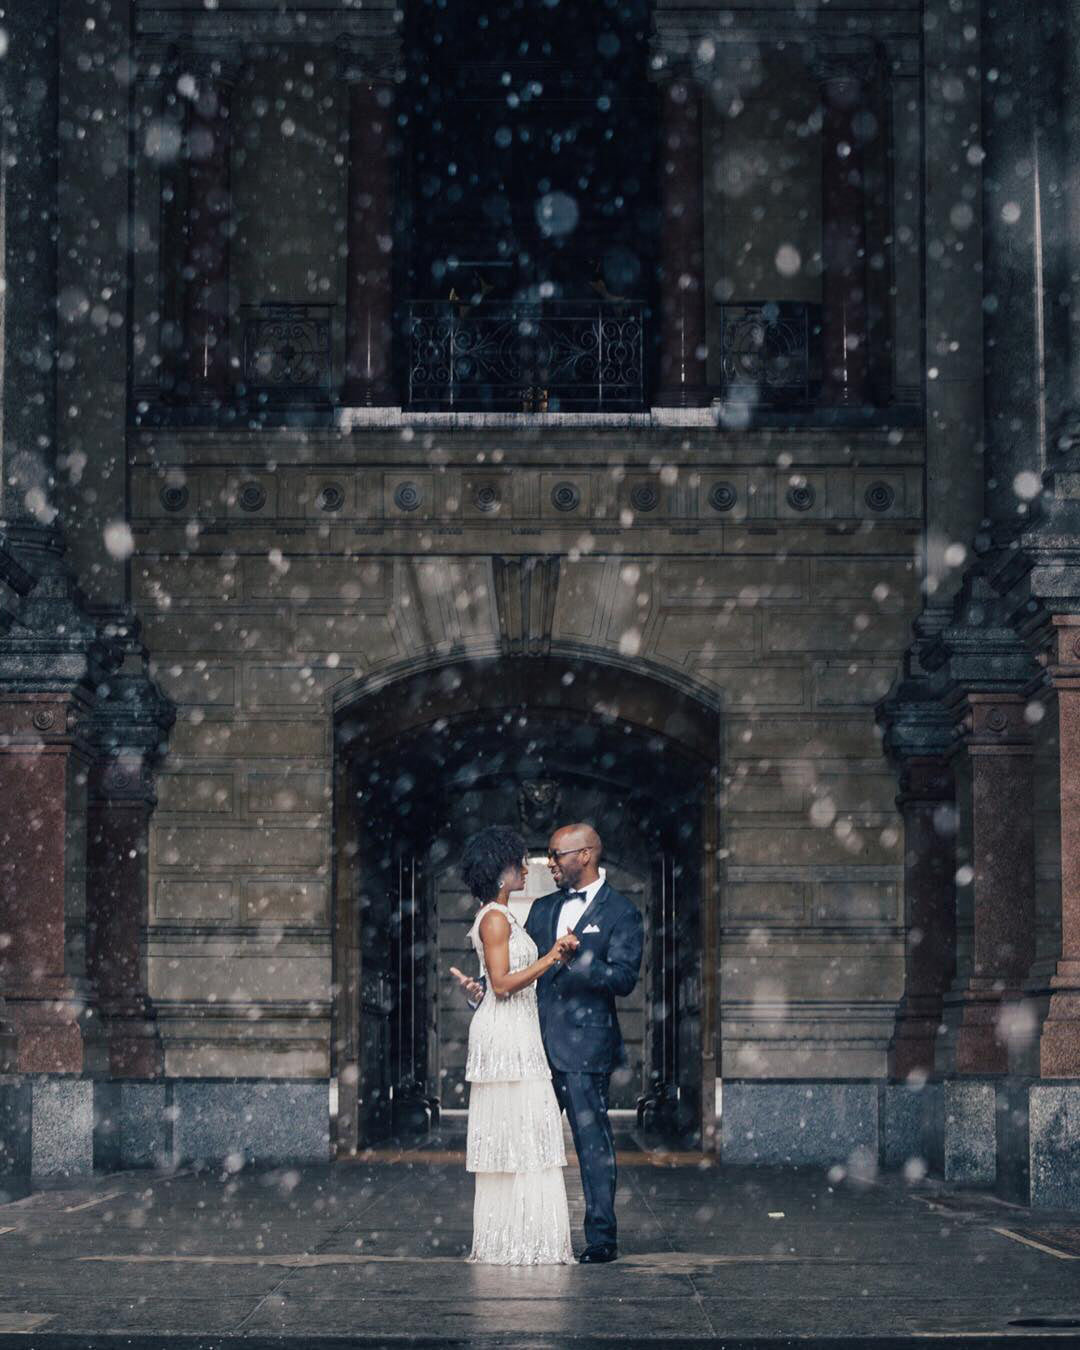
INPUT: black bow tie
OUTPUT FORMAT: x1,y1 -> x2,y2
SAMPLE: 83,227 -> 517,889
563,891 -> 586,901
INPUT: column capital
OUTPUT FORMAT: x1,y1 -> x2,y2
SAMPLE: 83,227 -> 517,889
944,691 -> 1035,759
877,682 -> 955,767
90,613 -> 175,799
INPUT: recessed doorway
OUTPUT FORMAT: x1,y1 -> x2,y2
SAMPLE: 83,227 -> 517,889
332,656 -> 720,1152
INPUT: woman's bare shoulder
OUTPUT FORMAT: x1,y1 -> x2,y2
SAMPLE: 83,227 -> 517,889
478,906 -> 512,941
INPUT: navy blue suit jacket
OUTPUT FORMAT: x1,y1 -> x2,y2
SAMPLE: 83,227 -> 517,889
524,881 -> 644,1075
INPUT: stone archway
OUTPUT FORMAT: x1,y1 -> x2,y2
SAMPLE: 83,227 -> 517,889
331,652 -> 722,1154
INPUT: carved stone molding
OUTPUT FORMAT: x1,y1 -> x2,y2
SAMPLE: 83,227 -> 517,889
90,613 -> 176,799
518,779 -> 563,837
493,556 -> 560,658
137,5 -> 402,53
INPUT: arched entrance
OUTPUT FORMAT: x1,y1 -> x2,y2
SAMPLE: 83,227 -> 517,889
331,655 -> 721,1153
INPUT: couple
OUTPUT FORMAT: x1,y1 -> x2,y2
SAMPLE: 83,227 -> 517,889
450,822 -> 643,1266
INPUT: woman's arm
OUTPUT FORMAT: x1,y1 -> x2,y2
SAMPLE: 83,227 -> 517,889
479,910 -> 577,998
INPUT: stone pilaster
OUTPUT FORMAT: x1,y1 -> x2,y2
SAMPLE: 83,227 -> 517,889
1037,617 -> 1080,1074
878,668 -> 957,1082
911,571 -> 1043,1077
1052,0 -> 1080,455
87,619 -> 174,1079
177,49 -> 238,407
946,693 -> 1036,1074
811,42 -> 877,408
338,36 -> 401,408
651,67 -> 709,408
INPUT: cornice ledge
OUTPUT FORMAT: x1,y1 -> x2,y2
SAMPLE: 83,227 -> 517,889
135,6 -> 401,49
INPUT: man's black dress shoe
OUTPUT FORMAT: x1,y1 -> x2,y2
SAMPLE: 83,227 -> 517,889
578,1244 -> 618,1264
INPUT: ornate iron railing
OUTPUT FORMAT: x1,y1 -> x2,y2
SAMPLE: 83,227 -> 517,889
239,303 -> 333,405
407,301 -> 646,411
718,301 -> 821,405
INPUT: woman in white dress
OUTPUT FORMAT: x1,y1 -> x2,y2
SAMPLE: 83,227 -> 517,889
459,826 -> 579,1265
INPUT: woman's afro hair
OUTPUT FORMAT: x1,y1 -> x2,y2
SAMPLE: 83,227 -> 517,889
459,825 -> 527,902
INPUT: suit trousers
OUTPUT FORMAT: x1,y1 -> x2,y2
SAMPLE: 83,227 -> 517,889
551,1069 -> 617,1248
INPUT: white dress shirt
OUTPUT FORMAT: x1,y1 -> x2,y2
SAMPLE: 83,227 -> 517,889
556,868 -> 607,937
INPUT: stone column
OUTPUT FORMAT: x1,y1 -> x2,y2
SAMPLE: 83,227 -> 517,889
179,51 -> 236,407
0,0 -> 109,1080
1054,2 -> 1080,453
0,690 -> 105,1075
654,74 -> 709,408
947,695 -> 1036,1075
86,623 -> 174,1078
340,43 -> 398,407
813,45 -> 875,407
1039,618 -> 1080,1073
889,759 -> 957,1081
0,0 -> 61,551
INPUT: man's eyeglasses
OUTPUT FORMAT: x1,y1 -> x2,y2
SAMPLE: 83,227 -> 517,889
546,846 -> 588,861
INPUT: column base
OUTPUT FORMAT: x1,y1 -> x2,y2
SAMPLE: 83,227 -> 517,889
171,1079 -> 331,1167
951,988 -> 1020,1075
0,1023 -> 17,1074
30,1077 -> 96,1178
1038,972 -> 1080,1075
720,1080 -> 879,1166
653,386 -> 712,410
942,1080 -> 997,1185
881,1081 -> 933,1170
339,382 -> 398,409
888,1012 -> 943,1082
1031,1082 -> 1080,1206
102,1016 -> 164,1079
6,981 -> 107,1076
0,1077 -> 31,1200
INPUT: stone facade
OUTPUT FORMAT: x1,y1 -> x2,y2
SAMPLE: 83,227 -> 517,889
2,0 -> 1080,1198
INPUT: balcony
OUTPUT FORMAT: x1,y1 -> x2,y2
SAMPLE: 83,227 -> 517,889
406,300 -> 646,413
238,303 -> 334,408
134,297 -> 918,432
717,301 -> 822,408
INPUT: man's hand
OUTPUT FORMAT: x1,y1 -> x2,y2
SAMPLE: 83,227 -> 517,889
450,966 -> 485,1003
553,933 -> 579,963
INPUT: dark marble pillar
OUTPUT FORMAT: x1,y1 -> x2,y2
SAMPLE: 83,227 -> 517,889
86,768 -> 162,1078
341,56 -> 397,407
0,0 -> 61,547
1052,3 -> 1080,454
889,759 -> 957,1081
949,695 -> 1036,1075
655,76 -> 709,408
814,48 -> 874,407
1039,619 -> 1080,1074
179,53 -> 235,406
86,630 -> 173,1079
0,693 -> 105,1074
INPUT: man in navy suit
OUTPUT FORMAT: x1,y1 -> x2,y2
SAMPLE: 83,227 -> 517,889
524,823 -> 644,1263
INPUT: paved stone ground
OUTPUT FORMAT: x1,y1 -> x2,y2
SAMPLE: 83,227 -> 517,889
2,1121 -> 1080,1348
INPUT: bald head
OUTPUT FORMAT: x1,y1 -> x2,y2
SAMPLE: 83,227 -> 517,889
547,822 -> 603,889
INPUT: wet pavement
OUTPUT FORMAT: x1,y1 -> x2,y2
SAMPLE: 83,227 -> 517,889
2,1120 -> 1080,1348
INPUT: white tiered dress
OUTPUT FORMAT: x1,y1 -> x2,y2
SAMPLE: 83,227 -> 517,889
465,900 -> 573,1265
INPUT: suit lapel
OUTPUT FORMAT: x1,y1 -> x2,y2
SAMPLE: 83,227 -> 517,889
572,880 -> 610,939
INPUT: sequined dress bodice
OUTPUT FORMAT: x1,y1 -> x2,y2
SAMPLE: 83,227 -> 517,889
465,902 -> 551,1082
